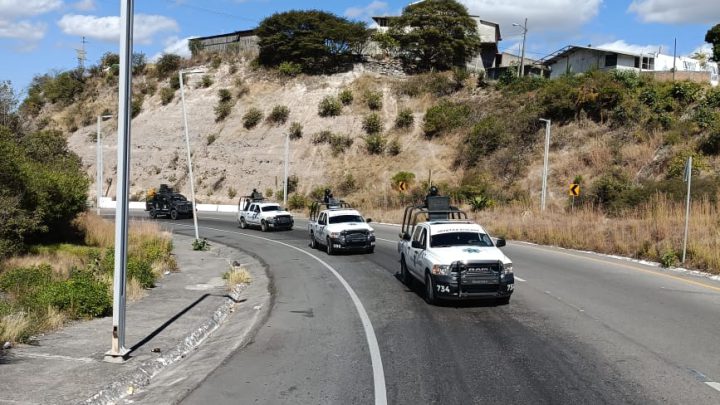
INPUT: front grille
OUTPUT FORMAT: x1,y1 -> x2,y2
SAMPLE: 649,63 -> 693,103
462,284 -> 502,294
455,261 -> 501,286
274,215 -> 292,224
343,230 -> 369,246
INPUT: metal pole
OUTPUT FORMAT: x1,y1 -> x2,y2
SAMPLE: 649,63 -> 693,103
179,71 -> 200,241
105,0 -> 133,363
540,119 -> 551,211
283,132 -> 289,207
682,156 -> 692,263
96,116 -> 102,215
519,18 -> 527,78
672,38 -> 677,82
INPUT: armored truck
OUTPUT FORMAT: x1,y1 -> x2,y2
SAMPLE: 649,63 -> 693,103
145,184 -> 194,220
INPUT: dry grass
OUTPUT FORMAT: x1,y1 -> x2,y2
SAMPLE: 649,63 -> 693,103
0,312 -> 31,343
41,306 -> 66,332
1,250 -> 84,279
224,266 -> 252,290
126,278 -> 148,302
74,212 -> 115,248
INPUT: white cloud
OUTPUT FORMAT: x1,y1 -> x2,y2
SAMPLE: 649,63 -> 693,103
689,43 -> 712,57
0,0 -> 63,19
0,19 -> 46,40
57,14 -> 179,45
628,0 -> 720,24
595,40 -> 665,55
459,0 -> 601,34
72,0 -> 95,11
151,36 -> 194,61
345,1 -> 389,20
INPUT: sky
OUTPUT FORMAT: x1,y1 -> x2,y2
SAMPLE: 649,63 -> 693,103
2,0 -> 719,98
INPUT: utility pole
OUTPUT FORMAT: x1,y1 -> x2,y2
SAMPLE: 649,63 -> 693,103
539,118 -> 551,211
283,131 -> 289,207
682,156 -> 692,263
75,36 -> 87,70
513,18 -> 528,77
105,0 -> 133,363
179,69 -> 206,242
672,38 -> 677,82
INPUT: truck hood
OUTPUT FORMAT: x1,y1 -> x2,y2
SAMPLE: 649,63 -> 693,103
429,246 -> 510,265
262,210 -> 293,218
326,222 -> 374,232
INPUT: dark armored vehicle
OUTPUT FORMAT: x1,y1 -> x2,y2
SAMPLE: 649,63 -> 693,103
145,184 -> 194,220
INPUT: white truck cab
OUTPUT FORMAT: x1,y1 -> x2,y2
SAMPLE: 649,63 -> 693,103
237,196 -> 294,232
308,201 -> 375,255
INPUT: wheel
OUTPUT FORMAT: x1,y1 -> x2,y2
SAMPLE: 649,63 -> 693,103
149,209 -> 157,219
424,272 -> 437,305
496,296 -> 511,305
366,246 -> 375,254
170,209 -> 178,220
326,238 -> 334,255
400,257 -> 412,286
239,217 -> 247,229
310,233 -> 317,249
261,220 -> 269,232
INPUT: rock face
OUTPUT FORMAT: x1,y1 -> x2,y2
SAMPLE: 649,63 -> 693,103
66,61 -> 459,205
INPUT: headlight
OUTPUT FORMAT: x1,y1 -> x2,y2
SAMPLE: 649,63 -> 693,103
502,263 -> 513,275
329,232 -> 341,238
431,264 -> 450,275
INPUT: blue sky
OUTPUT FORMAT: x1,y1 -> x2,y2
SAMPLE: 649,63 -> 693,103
2,0 -> 719,98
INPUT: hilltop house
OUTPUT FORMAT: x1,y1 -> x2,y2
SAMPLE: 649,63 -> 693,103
541,45 -> 719,86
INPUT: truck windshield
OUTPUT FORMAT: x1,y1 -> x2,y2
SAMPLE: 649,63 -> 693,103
262,206 -> 280,212
171,195 -> 187,201
431,232 -> 493,247
329,215 -> 364,224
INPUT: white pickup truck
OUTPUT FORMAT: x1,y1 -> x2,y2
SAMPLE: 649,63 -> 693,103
308,202 -> 375,255
237,197 -> 294,231
397,200 -> 514,305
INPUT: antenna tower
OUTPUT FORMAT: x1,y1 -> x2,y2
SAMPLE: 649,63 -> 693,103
75,36 -> 88,69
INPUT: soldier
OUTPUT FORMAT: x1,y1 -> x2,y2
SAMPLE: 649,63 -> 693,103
424,185 -> 439,208
323,188 -> 333,204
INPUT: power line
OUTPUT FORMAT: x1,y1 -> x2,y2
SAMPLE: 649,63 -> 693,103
163,0 -> 259,24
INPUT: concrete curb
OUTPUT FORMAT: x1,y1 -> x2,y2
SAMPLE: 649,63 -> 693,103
83,246 -> 270,405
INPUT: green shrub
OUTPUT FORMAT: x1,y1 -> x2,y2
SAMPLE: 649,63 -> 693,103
0,264 -> 53,297
395,108 -> 414,129
469,195 -> 494,211
192,238 -> 210,251
423,100 -> 471,138
207,133 -> 217,145
337,174 -> 357,194
700,129 -> 720,155
131,95 -> 144,118
155,54 -> 182,79
169,74 -> 180,90
268,105 -> 290,125
318,96 -> 342,117
229,63 -> 238,74
339,89 -> 354,105
235,77 -> 250,98
201,74 -> 213,88
265,188 -> 274,198
670,81 -> 702,104
312,130 -> 333,144
288,193 -> 308,210
228,187 -> 237,199
37,271 -> 112,318
365,134 -> 386,155
288,122 -> 303,140
160,87 -> 175,105
365,91 -> 382,110
44,71 -> 85,106
660,249 -> 678,268
127,257 -> 155,288
278,61 -> 302,76
705,87 -> 720,108
456,117 -> 507,168
211,55 -> 222,70
215,101 -> 232,122
391,171 -> 415,190
362,113 -> 383,135
329,134 -> 353,156
387,138 -> 401,156
218,88 -> 232,103
243,108 -> 263,129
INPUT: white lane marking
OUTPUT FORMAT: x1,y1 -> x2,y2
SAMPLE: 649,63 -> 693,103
173,223 -> 387,405
707,382 -> 720,392
376,237 -> 396,244
515,277 -> 527,282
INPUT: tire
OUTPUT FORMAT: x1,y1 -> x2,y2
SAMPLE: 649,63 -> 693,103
496,296 -> 511,305
261,220 -> 269,232
326,238 -> 334,255
239,217 -> 247,229
310,233 -> 317,249
424,272 -> 437,305
170,209 -> 179,220
366,246 -> 375,254
400,257 -> 412,286
149,209 -> 157,219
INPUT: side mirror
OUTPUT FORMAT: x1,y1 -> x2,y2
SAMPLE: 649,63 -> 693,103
411,240 -> 424,249
366,218 -> 373,223
400,232 -> 411,241
495,238 -> 506,247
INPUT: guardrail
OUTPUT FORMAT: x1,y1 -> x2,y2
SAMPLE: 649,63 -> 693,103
98,199 -> 239,213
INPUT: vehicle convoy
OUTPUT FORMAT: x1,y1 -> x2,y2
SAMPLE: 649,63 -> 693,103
307,190 -> 375,254
237,190 -> 294,231
145,184 -> 194,220
397,190 -> 514,305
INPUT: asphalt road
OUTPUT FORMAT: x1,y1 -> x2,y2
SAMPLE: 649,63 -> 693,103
152,211 -> 720,405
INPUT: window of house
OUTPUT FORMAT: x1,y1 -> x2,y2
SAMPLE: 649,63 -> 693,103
605,54 -> 617,67
634,57 -> 640,68
642,57 -> 655,70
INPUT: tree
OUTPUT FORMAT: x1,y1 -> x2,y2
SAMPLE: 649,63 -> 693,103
706,24 -> 720,62
389,0 -> 481,72
256,10 -> 369,74
0,81 -> 19,131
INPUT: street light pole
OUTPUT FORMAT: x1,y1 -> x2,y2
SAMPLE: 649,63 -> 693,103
539,118 -> 551,211
179,69 -> 204,241
105,0 -> 133,363
283,131 -> 289,207
96,115 -> 112,215
513,18 -> 528,77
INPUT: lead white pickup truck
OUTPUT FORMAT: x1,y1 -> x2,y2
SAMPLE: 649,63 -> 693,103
237,196 -> 294,231
397,197 -> 514,305
307,200 -> 375,255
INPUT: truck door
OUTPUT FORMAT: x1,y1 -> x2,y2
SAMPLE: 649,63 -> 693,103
249,204 -> 260,224
410,226 -> 427,276
317,212 -> 327,240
